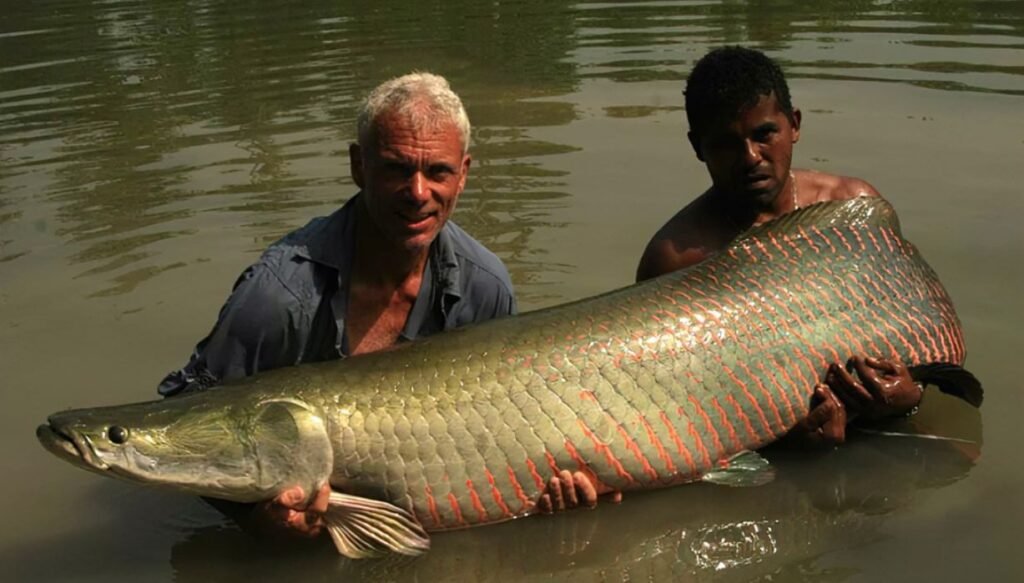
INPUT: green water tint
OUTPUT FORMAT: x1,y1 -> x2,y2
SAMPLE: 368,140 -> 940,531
3,0 -> 1023,580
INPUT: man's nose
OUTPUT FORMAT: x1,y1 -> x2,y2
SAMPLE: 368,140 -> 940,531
407,171 -> 430,203
741,139 -> 763,167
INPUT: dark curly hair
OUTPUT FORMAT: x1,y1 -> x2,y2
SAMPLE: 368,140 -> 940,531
684,46 -> 794,137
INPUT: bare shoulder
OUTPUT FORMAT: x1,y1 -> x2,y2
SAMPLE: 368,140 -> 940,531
799,170 -> 882,203
636,194 -> 720,282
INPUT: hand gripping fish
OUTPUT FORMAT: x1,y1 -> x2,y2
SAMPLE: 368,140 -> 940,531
37,198 -> 982,559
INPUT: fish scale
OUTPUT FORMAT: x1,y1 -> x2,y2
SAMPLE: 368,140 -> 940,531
39,198 -> 976,548
296,198 -> 966,530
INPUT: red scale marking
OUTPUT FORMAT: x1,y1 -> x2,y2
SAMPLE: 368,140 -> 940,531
755,360 -> 799,424
812,266 -> 857,312
715,357 -> 775,437
789,281 -> 843,364
447,492 -> 466,527
544,450 -> 561,476
865,229 -> 883,253
846,275 -> 915,360
811,226 -> 838,254
832,331 -> 856,365
563,439 -> 588,472
741,244 -> 759,262
505,465 -> 531,512
768,233 -> 791,260
673,290 -> 791,432
742,276 -> 828,375
831,226 -> 855,253
798,227 -> 821,254
836,308 -> 879,357
710,396 -> 744,451
733,358 -> 788,432
850,227 -> 868,252
752,238 -> 774,261
660,410 -> 700,472
577,418 -> 637,485
725,394 -> 762,444
685,423 -> 711,472
942,321 -> 962,363
930,320 -> 952,362
860,265 -> 924,362
639,414 -> 678,476
880,227 -> 897,254
484,470 -> 512,518
685,391 -> 725,458
525,457 -> 546,490
424,484 -> 443,528
782,233 -> 805,257
613,417 -> 659,482
465,479 -> 488,523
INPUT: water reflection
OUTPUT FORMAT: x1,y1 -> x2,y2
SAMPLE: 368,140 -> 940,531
158,417 -> 978,582
0,0 -> 589,303
0,2 -> 1018,579
3,0 -> 1024,298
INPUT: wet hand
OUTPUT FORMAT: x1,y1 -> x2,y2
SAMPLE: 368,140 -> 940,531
250,483 -> 331,539
828,356 -> 922,420
786,383 -> 847,447
537,470 -> 622,514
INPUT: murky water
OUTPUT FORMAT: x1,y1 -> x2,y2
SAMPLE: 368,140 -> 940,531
2,0 -> 1022,580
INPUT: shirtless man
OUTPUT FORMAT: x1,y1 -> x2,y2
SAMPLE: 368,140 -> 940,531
637,47 -> 923,446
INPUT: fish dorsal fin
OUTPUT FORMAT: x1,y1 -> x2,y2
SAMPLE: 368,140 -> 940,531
324,491 -> 431,559
733,197 -> 902,247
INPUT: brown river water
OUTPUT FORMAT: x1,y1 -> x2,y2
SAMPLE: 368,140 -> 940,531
2,1 -> 1023,581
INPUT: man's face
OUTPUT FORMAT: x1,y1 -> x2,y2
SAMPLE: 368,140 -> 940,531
689,93 -> 801,204
350,111 -> 470,253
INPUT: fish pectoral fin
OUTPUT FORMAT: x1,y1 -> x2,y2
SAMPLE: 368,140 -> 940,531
324,491 -> 430,559
701,450 -> 775,487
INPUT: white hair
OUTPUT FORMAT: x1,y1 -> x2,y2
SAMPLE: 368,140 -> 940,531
356,72 -> 471,153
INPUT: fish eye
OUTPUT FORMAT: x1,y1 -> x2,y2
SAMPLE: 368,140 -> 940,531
107,426 -> 129,444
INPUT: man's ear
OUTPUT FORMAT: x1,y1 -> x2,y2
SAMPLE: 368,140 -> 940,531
790,108 -> 802,143
349,143 -> 365,189
687,131 -> 705,162
457,154 -> 471,193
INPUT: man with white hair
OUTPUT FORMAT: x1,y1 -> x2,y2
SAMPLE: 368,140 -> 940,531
157,73 -> 597,539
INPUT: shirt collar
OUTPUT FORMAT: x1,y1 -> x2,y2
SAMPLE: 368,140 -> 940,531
293,195 -> 358,274
294,192 -> 464,319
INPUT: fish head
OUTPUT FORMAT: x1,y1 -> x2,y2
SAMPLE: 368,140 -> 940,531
37,393 -> 334,504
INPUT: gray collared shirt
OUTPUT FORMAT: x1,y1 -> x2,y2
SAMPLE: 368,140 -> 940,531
158,194 -> 516,396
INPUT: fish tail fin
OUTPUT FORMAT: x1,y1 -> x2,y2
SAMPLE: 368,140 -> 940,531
909,363 -> 983,407
323,491 -> 431,559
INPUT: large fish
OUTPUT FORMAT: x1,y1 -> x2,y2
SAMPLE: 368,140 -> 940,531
37,198 -> 982,559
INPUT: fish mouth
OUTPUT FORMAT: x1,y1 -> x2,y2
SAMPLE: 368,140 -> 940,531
36,423 -> 109,472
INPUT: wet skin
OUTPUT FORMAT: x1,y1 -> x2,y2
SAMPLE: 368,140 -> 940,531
636,91 -> 922,449
690,93 -> 802,217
